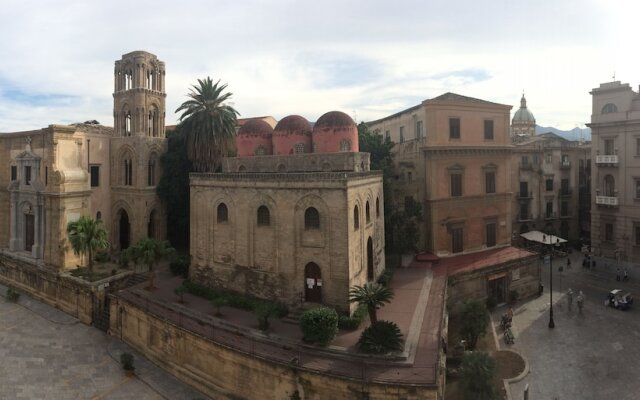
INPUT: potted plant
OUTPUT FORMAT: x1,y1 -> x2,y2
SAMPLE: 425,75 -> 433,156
120,352 -> 135,376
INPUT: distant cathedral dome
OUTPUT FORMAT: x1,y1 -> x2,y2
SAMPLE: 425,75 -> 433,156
312,111 -> 359,153
511,94 -> 536,137
272,115 -> 312,155
236,119 -> 273,157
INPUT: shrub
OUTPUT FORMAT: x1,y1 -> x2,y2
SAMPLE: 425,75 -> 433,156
338,304 -> 368,330
174,285 -> 187,303
300,307 -> 338,345
255,303 -> 276,331
169,256 -> 190,278
357,320 -> 403,354
120,352 -> 135,371
376,268 -> 395,287
211,297 -> 228,316
94,251 -> 110,263
6,286 -> 20,302
460,351 -> 496,400
485,296 -> 498,310
459,300 -> 489,350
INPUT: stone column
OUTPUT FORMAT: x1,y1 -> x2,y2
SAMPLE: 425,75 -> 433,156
9,192 -> 19,251
32,196 -> 42,259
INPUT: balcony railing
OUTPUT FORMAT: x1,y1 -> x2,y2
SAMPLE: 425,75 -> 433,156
595,155 -> 618,165
544,212 -> 558,220
560,160 -> 571,169
596,195 -> 618,206
518,214 -> 533,222
519,163 -> 534,171
560,189 -> 573,197
517,191 -> 533,199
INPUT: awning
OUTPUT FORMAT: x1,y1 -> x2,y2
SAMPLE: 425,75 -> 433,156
520,230 -> 567,245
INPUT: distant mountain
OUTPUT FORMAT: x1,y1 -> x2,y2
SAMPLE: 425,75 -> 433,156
535,125 -> 591,141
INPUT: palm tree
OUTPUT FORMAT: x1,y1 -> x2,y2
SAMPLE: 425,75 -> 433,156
66,216 -> 109,275
349,282 -> 394,324
175,77 -> 240,172
128,238 -> 174,289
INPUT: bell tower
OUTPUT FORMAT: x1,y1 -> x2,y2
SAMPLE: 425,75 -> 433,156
110,51 -> 167,250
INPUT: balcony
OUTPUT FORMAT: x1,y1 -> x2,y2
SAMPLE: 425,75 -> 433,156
544,212 -> 558,220
596,155 -> 618,165
516,191 -> 533,199
560,160 -> 571,169
560,212 -> 572,219
559,189 -> 573,197
518,214 -> 533,222
519,163 -> 534,171
596,195 -> 618,206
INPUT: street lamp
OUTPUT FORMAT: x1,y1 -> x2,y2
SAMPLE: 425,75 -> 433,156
543,234 -> 559,329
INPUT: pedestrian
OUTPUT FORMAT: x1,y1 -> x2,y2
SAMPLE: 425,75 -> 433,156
624,268 -> 629,282
567,288 -> 573,310
577,291 -> 585,313
567,258 -> 572,269
616,268 -> 621,281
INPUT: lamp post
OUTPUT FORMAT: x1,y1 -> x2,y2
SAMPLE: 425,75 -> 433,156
544,234 -> 559,329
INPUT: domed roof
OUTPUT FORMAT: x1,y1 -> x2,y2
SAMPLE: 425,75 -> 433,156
314,111 -> 356,129
237,118 -> 273,137
274,115 -> 312,135
512,94 -> 535,123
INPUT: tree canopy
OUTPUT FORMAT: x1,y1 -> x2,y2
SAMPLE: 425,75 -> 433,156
66,216 -> 109,274
349,282 -> 394,324
175,77 -> 240,172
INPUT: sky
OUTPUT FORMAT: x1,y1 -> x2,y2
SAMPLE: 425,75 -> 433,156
0,0 -> 638,132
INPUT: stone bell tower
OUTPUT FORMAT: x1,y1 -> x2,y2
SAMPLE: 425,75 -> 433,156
110,51 -> 167,250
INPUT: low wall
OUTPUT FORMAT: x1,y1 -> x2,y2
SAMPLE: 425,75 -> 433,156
109,294 -> 440,400
0,251 -> 133,325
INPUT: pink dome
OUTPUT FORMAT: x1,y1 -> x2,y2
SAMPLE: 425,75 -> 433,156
312,111 -> 359,153
272,115 -> 312,155
236,119 -> 273,157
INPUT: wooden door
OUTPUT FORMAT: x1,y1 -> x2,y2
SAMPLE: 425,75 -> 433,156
304,263 -> 322,303
24,214 -> 34,252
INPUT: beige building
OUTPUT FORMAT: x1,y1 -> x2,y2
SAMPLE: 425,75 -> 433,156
511,94 -> 536,139
511,132 -> 591,243
588,81 -> 640,263
190,114 -> 384,312
0,50 -> 167,269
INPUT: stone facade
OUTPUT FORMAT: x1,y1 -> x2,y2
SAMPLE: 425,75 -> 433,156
0,50 -> 167,270
191,119 -> 385,312
588,81 -> 640,263
511,132 -> 591,243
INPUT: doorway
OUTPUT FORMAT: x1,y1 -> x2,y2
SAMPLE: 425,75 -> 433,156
119,210 -> 130,250
367,237 -> 374,280
24,214 -> 34,252
304,262 -> 322,303
487,275 -> 507,303
148,209 -> 156,239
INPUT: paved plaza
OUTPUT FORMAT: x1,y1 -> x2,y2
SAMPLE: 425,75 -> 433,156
499,251 -> 640,400
0,285 -> 207,400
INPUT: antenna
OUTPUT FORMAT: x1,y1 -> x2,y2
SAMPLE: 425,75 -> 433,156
612,71 -> 616,81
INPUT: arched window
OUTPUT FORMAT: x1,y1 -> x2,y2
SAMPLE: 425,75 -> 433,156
376,197 -> 380,218
354,205 -> 360,230
257,206 -> 270,226
604,175 -> 615,196
340,139 -> 351,152
217,203 -> 228,223
304,207 -> 320,230
238,165 -> 247,172
123,158 -> 133,186
96,211 -> 102,220
125,112 -> 132,136
365,201 -> 371,223
147,156 -> 157,186
602,103 -> 618,114
294,143 -> 306,154
255,145 -> 266,156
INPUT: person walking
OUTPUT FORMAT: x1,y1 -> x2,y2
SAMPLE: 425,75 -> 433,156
577,291 -> 585,314
616,268 -> 621,281
624,268 -> 629,282
567,258 -> 572,270
567,288 -> 573,310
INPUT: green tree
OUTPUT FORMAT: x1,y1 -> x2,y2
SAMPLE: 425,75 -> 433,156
175,77 -> 240,172
66,216 -> 109,275
459,300 -> 489,350
156,126 -> 192,250
127,238 -> 175,289
349,282 -> 394,324
357,320 -> 404,354
460,351 -> 496,400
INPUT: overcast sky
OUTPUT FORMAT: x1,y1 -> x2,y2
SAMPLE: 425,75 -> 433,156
0,0 -> 637,132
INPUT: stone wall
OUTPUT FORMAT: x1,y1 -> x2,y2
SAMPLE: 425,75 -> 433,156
221,152 -> 371,173
109,296 -> 439,400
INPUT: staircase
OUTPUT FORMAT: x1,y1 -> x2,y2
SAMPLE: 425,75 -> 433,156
125,273 -> 147,288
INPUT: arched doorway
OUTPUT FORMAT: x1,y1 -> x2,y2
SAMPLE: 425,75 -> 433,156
367,237 -> 374,280
304,262 -> 322,303
119,210 -> 130,250
147,209 -> 156,239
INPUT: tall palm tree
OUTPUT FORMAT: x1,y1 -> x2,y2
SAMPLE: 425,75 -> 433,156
128,238 -> 174,289
66,216 -> 109,275
349,282 -> 394,324
175,77 -> 240,172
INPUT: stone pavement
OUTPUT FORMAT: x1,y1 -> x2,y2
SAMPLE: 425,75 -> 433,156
495,250 -> 640,400
0,284 -> 208,400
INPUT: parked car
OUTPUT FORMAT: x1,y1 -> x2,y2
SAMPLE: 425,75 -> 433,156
607,289 -> 633,310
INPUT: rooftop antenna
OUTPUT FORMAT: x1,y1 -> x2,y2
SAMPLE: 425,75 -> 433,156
612,71 -> 616,81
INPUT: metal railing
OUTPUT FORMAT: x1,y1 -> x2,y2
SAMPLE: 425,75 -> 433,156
595,155 -> 618,164
596,195 -> 618,206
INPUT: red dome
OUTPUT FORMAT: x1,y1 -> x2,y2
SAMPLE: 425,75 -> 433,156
273,115 -> 312,155
312,111 -> 359,153
236,119 -> 273,157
